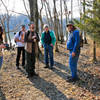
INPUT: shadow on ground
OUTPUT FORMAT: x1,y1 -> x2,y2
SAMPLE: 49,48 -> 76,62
53,61 -> 100,96
29,76 -> 75,100
0,88 -> 6,100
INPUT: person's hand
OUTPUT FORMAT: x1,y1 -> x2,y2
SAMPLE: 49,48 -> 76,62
21,40 -> 24,43
72,52 -> 75,57
0,44 -> 6,48
34,39 -> 37,42
50,44 -> 53,47
41,45 -> 43,48
15,38 -> 20,42
32,36 -> 36,39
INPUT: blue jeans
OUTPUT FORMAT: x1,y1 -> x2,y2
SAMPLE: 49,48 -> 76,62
0,56 -> 3,69
44,44 -> 54,67
69,51 -> 80,78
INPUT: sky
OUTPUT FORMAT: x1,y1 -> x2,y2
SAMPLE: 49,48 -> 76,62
0,0 -> 80,18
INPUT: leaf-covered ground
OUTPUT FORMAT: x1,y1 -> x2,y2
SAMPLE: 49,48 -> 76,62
0,42 -> 100,100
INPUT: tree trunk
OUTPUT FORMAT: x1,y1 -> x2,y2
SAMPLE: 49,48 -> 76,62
7,15 -> 12,47
60,0 -> 64,43
93,40 -> 97,63
71,0 -> 73,21
53,0 -> 59,52
35,0 -> 39,32
45,1 -> 54,28
39,0 -> 44,33
83,0 -> 88,44
28,0 -> 35,22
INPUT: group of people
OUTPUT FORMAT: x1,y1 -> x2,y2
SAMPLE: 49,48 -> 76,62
0,21 -> 81,82
14,23 -> 56,78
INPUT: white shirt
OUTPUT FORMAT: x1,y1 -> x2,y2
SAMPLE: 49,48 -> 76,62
14,31 -> 25,47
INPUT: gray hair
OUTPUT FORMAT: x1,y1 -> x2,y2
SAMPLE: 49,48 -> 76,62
43,24 -> 49,29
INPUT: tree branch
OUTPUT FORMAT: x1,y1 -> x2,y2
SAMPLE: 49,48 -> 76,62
22,0 -> 30,19
9,10 -> 28,17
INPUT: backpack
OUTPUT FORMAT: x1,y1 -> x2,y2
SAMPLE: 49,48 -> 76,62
79,32 -> 84,47
14,31 -> 22,43
19,31 -> 22,36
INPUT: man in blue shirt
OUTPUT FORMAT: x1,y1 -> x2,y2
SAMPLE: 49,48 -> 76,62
66,22 -> 80,82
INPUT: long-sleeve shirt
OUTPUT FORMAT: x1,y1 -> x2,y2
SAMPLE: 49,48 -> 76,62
41,30 -> 56,46
67,30 -> 80,53
24,30 -> 40,53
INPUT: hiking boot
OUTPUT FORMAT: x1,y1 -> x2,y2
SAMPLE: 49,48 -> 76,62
33,72 -> 38,76
44,64 -> 49,68
49,66 -> 54,70
22,65 -> 25,69
27,74 -> 33,78
66,77 -> 79,82
16,66 -> 20,69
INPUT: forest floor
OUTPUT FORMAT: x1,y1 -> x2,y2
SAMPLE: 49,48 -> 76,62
0,41 -> 100,100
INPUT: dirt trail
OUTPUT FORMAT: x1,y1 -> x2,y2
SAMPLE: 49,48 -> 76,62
0,43 -> 100,100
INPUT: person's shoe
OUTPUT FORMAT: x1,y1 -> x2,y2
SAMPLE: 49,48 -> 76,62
33,72 -> 38,76
49,66 -> 54,70
66,77 -> 79,82
16,66 -> 20,69
44,64 -> 49,68
22,64 -> 25,66
22,65 -> 25,69
27,74 -> 33,78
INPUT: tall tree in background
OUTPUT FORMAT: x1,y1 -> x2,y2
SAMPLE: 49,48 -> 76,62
60,0 -> 64,43
53,0 -> 59,52
71,0 -> 73,21
28,0 -> 39,31
0,0 -> 12,47
83,0 -> 88,44
39,0 -> 44,32
83,0 -> 100,62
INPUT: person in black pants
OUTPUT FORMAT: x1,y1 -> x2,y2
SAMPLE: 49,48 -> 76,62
14,25 -> 26,69
24,23 -> 40,78
16,47 -> 25,68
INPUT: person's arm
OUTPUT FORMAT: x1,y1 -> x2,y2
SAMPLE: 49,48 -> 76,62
24,31 -> 33,42
51,31 -> 56,46
0,44 -> 6,48
36,32 -> 40,42
41,32 -> 44,46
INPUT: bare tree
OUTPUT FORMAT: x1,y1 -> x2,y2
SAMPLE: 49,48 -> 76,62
83,0 -> 88,44
22,0 -> 30,19
44,0 -> 54,28
53,0 -> 59,52
0,15 -> 7,43
0,0 -> 12,47
71,0 -> 73,21
60,0 -> 64,43
39,0 -> 44,33
44,2 -> 50,25
28,0 -> 39,31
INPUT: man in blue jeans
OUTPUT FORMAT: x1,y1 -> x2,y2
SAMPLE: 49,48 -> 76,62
66,22 -> 80,82
41,24 -> 56,69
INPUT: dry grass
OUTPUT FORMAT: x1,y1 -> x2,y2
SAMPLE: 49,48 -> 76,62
86,36 -> 100,60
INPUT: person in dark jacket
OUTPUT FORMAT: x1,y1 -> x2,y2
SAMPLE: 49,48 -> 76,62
41,24 -> 56,69
0,26 -> 6,69
66,22 -> 80,82
24,23 -> 40,78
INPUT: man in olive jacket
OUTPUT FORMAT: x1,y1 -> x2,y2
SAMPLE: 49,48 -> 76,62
41,24 -> 56,69
24,23 -> 40,78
